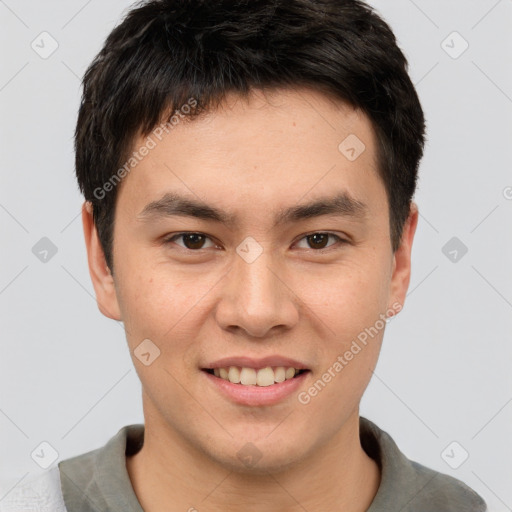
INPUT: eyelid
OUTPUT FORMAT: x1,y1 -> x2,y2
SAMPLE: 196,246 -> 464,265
293,232 -> 348,251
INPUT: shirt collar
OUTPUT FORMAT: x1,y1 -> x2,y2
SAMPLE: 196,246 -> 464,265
59,424 -> 144,512
58,416 -> 484,512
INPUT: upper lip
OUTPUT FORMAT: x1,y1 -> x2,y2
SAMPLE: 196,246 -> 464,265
203,356 -> 309,371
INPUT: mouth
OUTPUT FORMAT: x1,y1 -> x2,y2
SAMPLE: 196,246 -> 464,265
202,366 -> 310,387
201,365 -> 311,406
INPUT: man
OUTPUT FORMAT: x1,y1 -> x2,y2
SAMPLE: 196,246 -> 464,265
0,0 -> 487,510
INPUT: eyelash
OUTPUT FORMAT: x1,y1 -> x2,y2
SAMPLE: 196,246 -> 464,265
162,232 -> 349,252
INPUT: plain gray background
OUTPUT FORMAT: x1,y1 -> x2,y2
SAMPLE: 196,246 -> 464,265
1,1 -> 511,510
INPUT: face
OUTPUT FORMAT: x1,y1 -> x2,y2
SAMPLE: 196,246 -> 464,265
83,87 -> 417,473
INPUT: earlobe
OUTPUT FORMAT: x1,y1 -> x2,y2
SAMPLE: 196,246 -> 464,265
387,201 -> 419,315
81,201 -> 122,321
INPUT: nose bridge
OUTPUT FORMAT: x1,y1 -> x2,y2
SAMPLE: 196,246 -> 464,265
216,244 -> 299,337
237,250 -> 279,305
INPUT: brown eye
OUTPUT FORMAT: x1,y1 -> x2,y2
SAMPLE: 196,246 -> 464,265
182,233 -> 207,249
296,232 -> 344,250
165,233 -> 216,250
306,233 -> 330,249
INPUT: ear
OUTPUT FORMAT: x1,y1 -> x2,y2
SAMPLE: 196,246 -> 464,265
82,201 -> 122,321
387,201 -> 419,317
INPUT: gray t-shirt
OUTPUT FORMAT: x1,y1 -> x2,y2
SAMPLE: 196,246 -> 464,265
0,416 -> 487,511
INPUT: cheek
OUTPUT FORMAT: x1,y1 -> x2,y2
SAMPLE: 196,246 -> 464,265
115,260 -> 216,349
298,265 -> 389,418
296,258 -> 390,397
304,258 -> 390,331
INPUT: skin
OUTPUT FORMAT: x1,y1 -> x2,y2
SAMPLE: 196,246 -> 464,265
82,87 -> 418,512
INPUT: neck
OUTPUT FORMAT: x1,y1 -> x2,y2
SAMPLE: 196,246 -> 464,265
126,410 -> 380,512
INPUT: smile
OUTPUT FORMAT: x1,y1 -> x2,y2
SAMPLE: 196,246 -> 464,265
203,366 -> 308,386
202,367 -> 311,406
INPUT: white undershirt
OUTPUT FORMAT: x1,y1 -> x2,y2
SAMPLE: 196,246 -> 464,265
0,466 -> 67,512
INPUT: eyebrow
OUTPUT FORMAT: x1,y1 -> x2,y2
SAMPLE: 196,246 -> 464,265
137,191 -> 369,228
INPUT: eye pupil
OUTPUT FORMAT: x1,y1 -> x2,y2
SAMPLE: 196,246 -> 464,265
184,233 -> 205,249
308,233 -> 329,249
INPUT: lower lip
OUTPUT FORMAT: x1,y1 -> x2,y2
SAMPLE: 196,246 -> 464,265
202,370 -> 310,407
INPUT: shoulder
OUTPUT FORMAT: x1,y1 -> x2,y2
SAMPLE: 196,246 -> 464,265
406,458 -> 488,512
0,466 -> 67,512
360,417 -> 487,512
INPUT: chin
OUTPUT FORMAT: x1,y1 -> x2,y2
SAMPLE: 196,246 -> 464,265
203,434 -> 309,476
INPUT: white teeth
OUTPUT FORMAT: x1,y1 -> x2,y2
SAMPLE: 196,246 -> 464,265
285,367 -> 296,379
228,366 -> 241,384
240,367 -> 257,385
211,365 -> 304,386
256,367 -> 274,387
274,367 -> 286,383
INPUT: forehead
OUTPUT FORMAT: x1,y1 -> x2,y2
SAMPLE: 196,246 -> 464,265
116,87 -> 386,223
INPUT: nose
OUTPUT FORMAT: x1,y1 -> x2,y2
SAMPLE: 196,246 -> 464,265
214,249 -> 300,339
